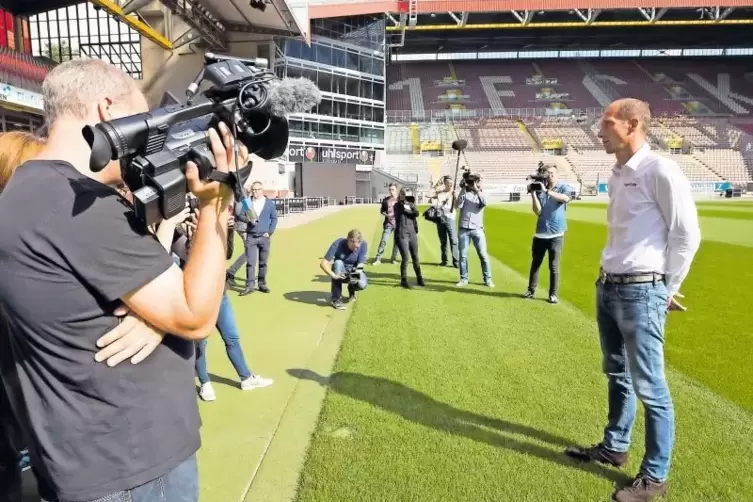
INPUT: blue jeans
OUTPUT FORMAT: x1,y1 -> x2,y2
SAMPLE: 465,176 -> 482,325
375,225 -> 398,261
75,454 -> 198,502
458,228 -> 492,283
436,218 -> 458,265
596,280 -> 673,482
195,294 -> 252,384
331,260 -> 368,301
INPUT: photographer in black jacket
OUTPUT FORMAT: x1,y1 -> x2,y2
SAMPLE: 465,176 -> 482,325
395,188 -> 425,289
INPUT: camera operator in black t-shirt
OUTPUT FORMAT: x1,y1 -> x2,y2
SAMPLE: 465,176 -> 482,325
0,59 -> 241,502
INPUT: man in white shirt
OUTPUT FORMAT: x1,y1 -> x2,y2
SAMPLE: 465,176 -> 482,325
565,99 -> 701,502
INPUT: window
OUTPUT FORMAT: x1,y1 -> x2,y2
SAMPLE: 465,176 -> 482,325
29,2 -> 143,78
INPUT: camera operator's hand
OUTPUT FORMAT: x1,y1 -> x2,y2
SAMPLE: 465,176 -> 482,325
95,305 -> 165,367
166,206 -> 191,227
186,123 -> 241,209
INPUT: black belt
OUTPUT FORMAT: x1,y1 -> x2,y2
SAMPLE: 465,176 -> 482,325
598,270 -> 664,285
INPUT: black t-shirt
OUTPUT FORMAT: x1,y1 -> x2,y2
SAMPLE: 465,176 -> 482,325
0,160 -> 201,501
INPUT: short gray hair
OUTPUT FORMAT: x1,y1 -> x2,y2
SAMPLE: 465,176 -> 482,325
42,58 -> 140,126
613,98 -> 651,134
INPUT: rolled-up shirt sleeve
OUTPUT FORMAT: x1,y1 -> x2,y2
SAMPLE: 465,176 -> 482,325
653,165 -> 702,297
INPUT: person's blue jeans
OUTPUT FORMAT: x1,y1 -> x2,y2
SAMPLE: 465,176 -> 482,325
596,280 -> 673,482
458,228 -> 492,283
195,293 -> 252,384
72,454 -> 198,502
436,217 -> 458,266
375,225 -> 398,261
330,260 -> 368,301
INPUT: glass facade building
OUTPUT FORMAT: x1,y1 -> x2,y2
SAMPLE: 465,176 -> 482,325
275,15 -> 386,154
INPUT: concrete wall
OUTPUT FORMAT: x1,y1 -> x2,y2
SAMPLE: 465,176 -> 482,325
138,7 -> 272,107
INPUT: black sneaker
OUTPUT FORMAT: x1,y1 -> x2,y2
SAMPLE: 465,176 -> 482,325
400,279 -> 411,289
565,443 -> 629,468
331,299 -> 346,310
614,473 -> 668,502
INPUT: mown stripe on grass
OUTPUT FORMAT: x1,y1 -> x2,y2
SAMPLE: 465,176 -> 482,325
195,206 -> 381,502
490,203 -> 753,247
295,221 -> 753,502
484,207 -> 753,413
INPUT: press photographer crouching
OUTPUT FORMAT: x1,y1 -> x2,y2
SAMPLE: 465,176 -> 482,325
524,162 -> 573,304
320,230 -> 369,310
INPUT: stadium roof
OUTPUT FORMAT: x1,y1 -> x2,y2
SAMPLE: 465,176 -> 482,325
386,9 -> 753,53
309,0 -> 753,18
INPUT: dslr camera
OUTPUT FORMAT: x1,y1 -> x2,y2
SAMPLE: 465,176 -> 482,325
460,167 -> 481,191
527,161 -> 551,193
82,53 -> 321,227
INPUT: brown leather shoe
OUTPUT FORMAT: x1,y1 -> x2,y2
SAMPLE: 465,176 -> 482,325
615,474 -> 668,502
564,443 -> 629,468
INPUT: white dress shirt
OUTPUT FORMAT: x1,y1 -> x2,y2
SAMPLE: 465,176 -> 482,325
252,196 -> 266,220
600,143 -> 701,297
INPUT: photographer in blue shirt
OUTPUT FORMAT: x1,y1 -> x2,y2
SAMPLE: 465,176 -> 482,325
524,164 -> 573,304
320,230 -> 368,310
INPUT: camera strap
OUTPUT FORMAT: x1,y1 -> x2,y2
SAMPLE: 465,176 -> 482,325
206,162 -> 253,189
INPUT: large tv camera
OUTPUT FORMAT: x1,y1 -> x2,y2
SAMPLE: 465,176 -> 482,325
82,53 -> 321,227
459,166 -> 481,191
527,161 -> 552,193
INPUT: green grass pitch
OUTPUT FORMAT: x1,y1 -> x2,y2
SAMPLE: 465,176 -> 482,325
292,200 -> 753,502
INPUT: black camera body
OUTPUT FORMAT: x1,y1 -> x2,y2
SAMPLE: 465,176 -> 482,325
348,269 -> 363,285
527,161 -> 551,193
82,53 -> 296,227
460,168 -> 481,190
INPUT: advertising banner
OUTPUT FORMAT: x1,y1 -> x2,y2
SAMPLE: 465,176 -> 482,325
287,145 -> 376,165
0,82 -> 43,112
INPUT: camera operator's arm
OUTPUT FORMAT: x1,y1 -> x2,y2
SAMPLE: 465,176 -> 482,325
122,126 -> 238,340
155,206 -> 191,251
321,240 -> 346,280
405,202 -> 420,217
546,186 -> 571,204
455,188 -> 466,209
531,191 -> 543,216
476,184 -> 488,208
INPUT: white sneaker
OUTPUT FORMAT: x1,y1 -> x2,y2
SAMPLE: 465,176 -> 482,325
456,280 -> 468,287
199,382 -> 216,402
241,375 -> 274,391
485,281 -> 496,288
372,260 -> 381,266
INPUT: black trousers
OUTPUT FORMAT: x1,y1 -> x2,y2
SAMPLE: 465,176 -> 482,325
527,236 -> 564,296
397,231 -> 422,280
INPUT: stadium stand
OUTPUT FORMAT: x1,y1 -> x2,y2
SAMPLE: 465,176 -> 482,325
385,58 -> 753,186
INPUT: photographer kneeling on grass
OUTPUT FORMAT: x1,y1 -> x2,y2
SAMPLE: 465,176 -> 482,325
320,229 -> 368,310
